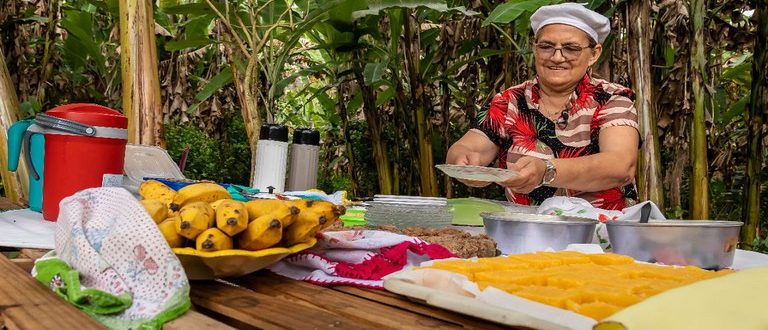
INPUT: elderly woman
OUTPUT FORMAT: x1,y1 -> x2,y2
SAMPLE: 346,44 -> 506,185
446,3 -> 639,210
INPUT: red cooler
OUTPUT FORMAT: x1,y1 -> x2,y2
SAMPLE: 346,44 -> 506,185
35,104 -> 128,221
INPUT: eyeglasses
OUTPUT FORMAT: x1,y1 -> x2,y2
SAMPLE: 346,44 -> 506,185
534,43 -> 592,60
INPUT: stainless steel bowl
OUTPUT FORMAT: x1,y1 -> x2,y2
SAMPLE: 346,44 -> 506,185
606,220 -> 743,269
481,212 -> 598,255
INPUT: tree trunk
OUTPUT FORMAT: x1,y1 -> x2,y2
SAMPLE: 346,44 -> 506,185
353,51 -> 392,195
741,1 -> 767,248
403,10 -> 438,197
336,79 -> 359,196
119,0 -> 164,147
688,0 -> 709,220
0,47 -> 27,204
440,40 -> 452,198
627,0 -> 664,208
237,55 -> 262,186
35,0 -> 60,104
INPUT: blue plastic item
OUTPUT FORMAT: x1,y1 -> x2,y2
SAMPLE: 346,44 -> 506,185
144,177 -> 230,191
7,119 -> 45,212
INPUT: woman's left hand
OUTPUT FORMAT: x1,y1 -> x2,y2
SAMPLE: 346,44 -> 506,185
496,156 -> 547,193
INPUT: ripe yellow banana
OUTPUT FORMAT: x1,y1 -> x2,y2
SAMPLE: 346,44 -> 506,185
283,211 -> 326,246
158,217 -> 185,248
169,182 -> 231,211
195,228 -> 233,252
237,215 -> 283,251
215,199 -> 249,236
140,199 -> 169,224
175,201 -> 215,239
244,199 -> 300,225
209,198 -> 227,211
288,200 -> 346,230
139,180 -> 177,206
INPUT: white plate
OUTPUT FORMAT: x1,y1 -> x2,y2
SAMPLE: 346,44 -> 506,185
435,164 -> 519,182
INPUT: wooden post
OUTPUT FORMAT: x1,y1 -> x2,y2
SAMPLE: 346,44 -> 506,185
119,0 -> 165,147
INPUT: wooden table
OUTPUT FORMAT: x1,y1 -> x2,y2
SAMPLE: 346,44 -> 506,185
0,201 -> 508,329
3,251 -> 507,329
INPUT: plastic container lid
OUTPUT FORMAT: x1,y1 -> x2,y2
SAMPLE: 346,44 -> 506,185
292,128 -> 320,145
259,124 -> 288,142
46,103 -> 127,129
122,144 -> 185,193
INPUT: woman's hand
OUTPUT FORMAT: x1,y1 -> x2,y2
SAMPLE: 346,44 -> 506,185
447,145 -> 492,188
446,130 -> 500,188
496,156 -> 547,193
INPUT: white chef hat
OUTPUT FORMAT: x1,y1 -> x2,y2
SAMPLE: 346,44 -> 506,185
530,3 -> 611,43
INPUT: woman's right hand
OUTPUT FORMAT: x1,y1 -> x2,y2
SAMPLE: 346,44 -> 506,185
448,150 -> 492,188
446,133 -> 499,188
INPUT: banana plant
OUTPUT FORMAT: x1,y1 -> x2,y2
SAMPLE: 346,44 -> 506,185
742,2 -> 766,248
120,0 -> 165,146
0,48 -> 27,203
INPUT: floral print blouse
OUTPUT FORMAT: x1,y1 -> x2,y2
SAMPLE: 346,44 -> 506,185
473,74 -> 639,210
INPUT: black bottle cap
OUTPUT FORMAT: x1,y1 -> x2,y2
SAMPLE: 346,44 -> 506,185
259,124 -> 288,142
292,128 -> 320,146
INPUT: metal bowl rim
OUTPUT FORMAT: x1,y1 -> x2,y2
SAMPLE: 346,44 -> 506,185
480,212 -> 598,225
605,220 -> 743,228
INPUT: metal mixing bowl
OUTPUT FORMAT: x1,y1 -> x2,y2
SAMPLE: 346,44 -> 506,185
606,220 -> 743,269
481,212 -> 598,255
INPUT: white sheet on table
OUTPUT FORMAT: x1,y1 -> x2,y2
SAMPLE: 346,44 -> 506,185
0,209 -> 55,249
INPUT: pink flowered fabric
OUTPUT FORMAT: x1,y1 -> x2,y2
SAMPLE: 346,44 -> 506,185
54,187 -> 189,327
268,230 -> 455,289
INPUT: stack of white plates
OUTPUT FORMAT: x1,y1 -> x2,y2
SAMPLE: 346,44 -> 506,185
365,195 -> 452,228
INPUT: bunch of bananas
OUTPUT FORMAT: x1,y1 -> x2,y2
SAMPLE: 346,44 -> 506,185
138,180 -> 345,252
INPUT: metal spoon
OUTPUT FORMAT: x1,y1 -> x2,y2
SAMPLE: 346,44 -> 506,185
639,203 -> 652,223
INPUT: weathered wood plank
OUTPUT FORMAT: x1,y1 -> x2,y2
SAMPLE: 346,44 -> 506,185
164,309 -> 236,330
19,248 -> 48,261
9,258 -> 34,273
0,254 -> 104,329
332,286 -> 507,329
190,280 -> 378,330
0,254 -> 59,306
235,272 -> 459,329
3,303 -> 104,329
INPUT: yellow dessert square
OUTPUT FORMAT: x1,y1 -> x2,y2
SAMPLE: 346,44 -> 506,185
480,256 -> 532,271
578,286 -> 643,307
537,251 -> 591,265
586,253 -> 635,265
509,253 -> 564,269
514,285 -> 580,308
546,272 -> 595,289
476,281 -> 525,293
474,270 -> 546,286
567,301 -> 622,320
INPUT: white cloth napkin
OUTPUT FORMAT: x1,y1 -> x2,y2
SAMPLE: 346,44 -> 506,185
535,197 -> 666,248
269,230 -> 456,289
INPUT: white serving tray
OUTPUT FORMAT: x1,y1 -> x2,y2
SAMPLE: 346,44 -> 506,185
384,262 -> 595,330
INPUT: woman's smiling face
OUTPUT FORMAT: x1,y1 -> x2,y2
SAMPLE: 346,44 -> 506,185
534,24 -> 602,93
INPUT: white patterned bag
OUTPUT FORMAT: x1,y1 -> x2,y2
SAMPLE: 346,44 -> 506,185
54,187 -> 190,329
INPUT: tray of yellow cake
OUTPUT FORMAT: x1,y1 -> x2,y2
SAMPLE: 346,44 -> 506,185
383,250 -> 768,330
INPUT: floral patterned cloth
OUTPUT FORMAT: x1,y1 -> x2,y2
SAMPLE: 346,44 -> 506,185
53,187 -> 190,329
474,74 -> 639,210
